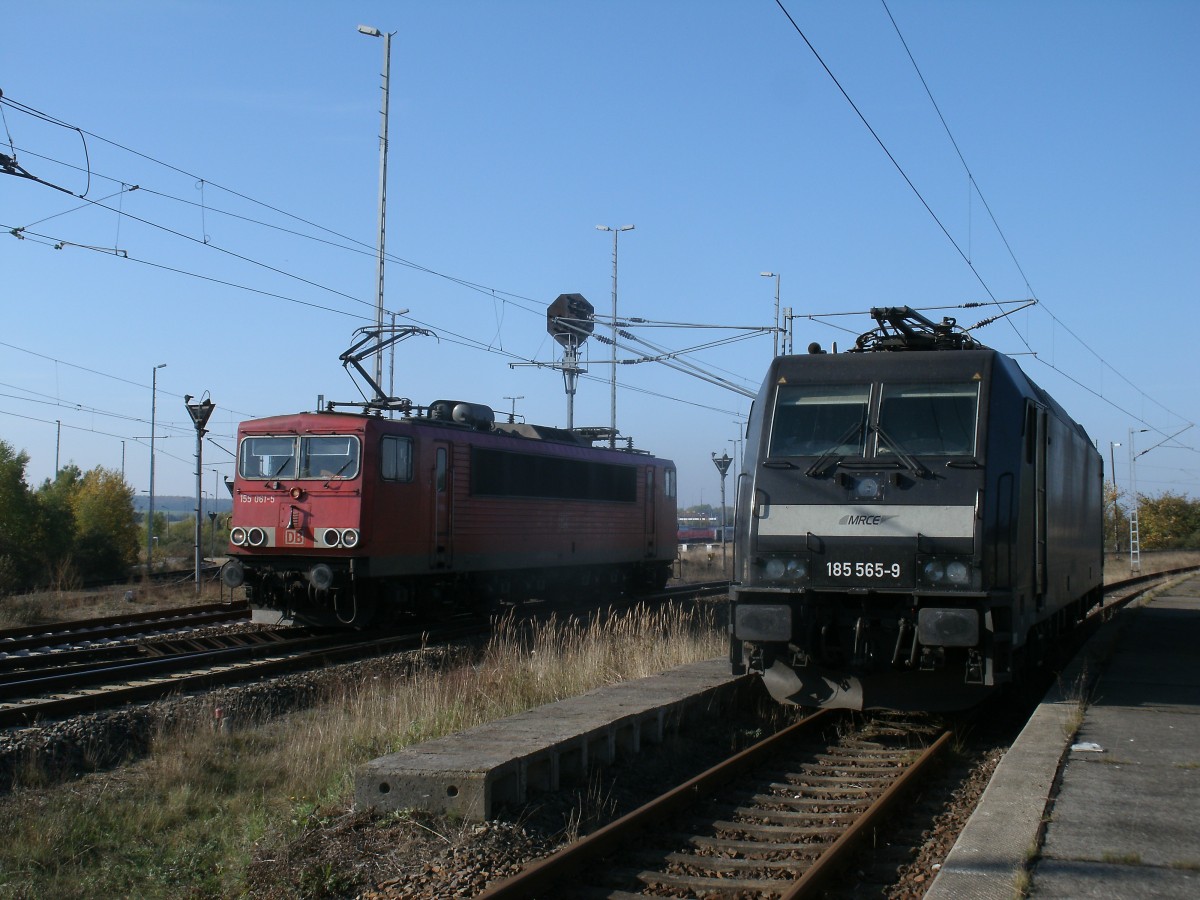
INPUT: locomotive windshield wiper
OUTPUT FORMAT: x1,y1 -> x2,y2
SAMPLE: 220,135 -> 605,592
323,459 -> 355,484
804,420 -> 865,478
872,423 -> 930,478
762,458 -> 797,469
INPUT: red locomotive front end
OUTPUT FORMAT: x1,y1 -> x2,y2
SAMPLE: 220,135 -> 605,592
221,412 -> 373,624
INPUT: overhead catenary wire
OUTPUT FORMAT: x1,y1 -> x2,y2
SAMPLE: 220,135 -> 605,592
772,1 -> 1192,455
3,68 -> 1193,480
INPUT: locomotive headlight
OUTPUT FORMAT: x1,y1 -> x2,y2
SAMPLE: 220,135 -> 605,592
945,560 -> 970,585
321,529 -> 340,547
230,527 -> 248,546
919,557 -> 977,589
220,559 -> 245,588
759,555 -> 809,584
246,527 -> 267,548
340,529 -> 360,549
308,563 -> 334,591
853,476 -> 881,500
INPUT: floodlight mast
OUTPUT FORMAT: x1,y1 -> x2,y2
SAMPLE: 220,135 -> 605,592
596,224 -> 634,447
359,23 -> 394,391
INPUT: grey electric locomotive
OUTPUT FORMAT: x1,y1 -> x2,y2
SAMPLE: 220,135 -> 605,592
730,308 -> 1103,710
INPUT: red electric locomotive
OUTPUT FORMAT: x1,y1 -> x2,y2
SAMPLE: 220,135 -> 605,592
220,400 -> 678,626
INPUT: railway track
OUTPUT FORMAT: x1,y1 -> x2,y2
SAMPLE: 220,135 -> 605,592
0,620 -> 490,729
0,601 -> 250,656
481,709 -> 951,898
0,580 -> 727,730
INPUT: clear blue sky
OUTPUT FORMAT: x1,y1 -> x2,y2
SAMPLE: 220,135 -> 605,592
3,1 -> 1197,508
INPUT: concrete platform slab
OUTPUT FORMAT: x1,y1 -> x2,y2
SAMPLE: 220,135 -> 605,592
355,657 -> 747,821
1032,859 -> 1199,899
927,572 -> 1200,900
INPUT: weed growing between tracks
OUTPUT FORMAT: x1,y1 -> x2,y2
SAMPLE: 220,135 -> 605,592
0,602 -> 725,898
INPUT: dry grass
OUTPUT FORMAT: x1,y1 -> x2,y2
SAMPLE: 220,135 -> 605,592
0,602 -> 725,898
1102,550 -> 1200,583
0,577 -> 226,629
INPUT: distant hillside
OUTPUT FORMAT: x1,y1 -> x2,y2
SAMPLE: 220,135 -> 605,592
132,495 -> 232,515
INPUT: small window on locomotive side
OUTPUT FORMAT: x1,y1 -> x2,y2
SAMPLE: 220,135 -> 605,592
768,384 -> 869,457
239,435 -> 298,479
381,435 -> 414,482
877,383 -> 979,457
664,467 -> 677,498
299,435 -> 360,479
470,448 -> 636,502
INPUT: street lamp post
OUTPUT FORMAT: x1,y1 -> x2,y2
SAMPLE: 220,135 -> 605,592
1109,441 -> 1122,553
147,363 -> 167,572
359,23 -> 394,393
596,224 -> 634,448
760,272 -> 781,357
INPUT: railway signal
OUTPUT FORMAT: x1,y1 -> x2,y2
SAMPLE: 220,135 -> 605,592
185,394 -> 215,595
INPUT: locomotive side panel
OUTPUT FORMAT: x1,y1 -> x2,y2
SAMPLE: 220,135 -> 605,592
224,409 -> 676,625
445,441 -> 660,571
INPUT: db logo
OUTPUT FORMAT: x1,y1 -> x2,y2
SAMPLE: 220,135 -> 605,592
284,530 -> 306,546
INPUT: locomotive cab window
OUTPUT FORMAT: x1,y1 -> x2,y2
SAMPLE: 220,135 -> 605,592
239,436 -> 297,479
769,384 -> 869,458
381,435 -> 413,482
238,435 -> 360,480
877,383 -> 979,457
300,436 -> 360,479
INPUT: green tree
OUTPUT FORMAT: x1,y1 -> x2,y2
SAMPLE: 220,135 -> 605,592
71,467 -> 139,581
35,465 -> 82,581
1136,492 -> 1200,550
0,440 -> 38,594
1102,480 -> 1125,553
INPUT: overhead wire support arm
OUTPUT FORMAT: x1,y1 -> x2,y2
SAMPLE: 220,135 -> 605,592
0,150 -> 76,196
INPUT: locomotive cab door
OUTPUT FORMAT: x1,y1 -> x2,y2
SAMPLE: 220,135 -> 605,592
643,466 -> 656,557
431,442 -> 452,568
1025,401 -> 1048,608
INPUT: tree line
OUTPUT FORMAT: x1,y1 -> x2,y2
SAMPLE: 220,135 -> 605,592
1,440 -> 239,597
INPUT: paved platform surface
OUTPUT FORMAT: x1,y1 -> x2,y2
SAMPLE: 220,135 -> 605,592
928,572 -> 1200,899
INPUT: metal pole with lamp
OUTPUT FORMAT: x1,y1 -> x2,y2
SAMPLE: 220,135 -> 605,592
760,271 -> 781,357
596,224 -> 634,448
358,23 -> 394,394
147,363 -> 166,572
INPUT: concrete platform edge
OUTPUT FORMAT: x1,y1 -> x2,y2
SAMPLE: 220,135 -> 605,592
925,578 -> 1185,900
354,657 -> 750,821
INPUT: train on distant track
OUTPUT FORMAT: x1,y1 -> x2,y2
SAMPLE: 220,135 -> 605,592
729,307 -> 1104,710
220,400 -> 677,626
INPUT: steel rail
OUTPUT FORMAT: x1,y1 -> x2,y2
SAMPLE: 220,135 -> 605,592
781,729 -> 954,898
0,619 -> 485,729
479,709 -> 843,898
0,602 -> 250,653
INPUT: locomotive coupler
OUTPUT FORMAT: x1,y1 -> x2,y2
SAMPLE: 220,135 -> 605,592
852,617 -> 870,666
964,648 -> 984,684
892,619 -> 913,667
